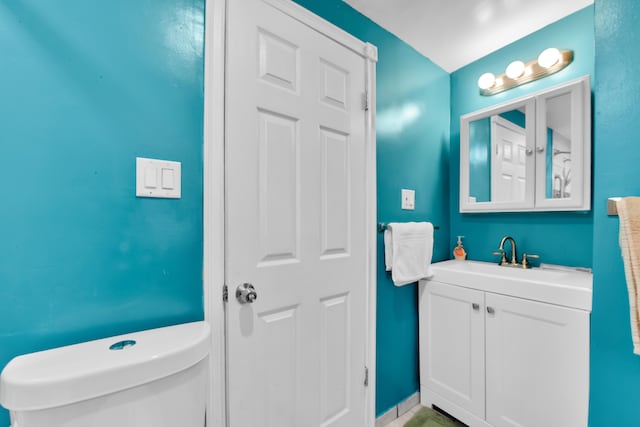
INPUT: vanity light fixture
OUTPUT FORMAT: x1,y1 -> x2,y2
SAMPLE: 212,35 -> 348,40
477,72 -> 496,90
478,48 -> 573,96
538,48 -> 562,69
505,60 -> 525,79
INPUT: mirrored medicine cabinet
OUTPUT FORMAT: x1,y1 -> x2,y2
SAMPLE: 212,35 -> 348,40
460,75 -> 591,213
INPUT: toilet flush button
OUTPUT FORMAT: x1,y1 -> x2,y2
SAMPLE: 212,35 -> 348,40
109,340 -> 137,350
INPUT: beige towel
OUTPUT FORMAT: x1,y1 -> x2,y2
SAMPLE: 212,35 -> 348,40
618,197 -> 640,355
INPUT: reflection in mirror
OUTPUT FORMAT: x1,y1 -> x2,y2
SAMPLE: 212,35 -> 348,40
544,92 -> 572,199
469,118 -> 490,203
468,109 -> 527,203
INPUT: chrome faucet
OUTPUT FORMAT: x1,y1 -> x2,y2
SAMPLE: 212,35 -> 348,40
497,236 -> 518,266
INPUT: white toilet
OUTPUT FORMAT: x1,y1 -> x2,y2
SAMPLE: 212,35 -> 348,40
0,321 -> 210,427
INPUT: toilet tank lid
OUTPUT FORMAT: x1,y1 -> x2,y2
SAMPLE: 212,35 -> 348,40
0,321 -> 210,411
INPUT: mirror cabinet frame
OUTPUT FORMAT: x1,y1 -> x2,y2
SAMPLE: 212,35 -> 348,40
459,75 -> 591,213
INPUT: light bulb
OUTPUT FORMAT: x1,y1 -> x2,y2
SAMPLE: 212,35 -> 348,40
477,72 -> 496,90
505,61 -> 525,79
538,48 -> 561,69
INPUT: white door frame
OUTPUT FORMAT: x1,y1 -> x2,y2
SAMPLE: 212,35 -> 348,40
202,1 -> 378,426
202,0 -> 227,425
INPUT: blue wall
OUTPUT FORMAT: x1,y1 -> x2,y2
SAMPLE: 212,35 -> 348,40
450,6 -> 595,268
6,1 -> 628,425
590,1 -> 640,425
0,1 -> 205,424
291,0 -> 451,416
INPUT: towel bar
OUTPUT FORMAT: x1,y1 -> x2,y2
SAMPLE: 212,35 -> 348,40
378,222 -> 440,233
608,197 -> 622,216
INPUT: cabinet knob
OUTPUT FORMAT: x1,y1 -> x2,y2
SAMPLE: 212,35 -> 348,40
536,146 -> 545,153
487,306 -> 495,314
472,303 -> 480,311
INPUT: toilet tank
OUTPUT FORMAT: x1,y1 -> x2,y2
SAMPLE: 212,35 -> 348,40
0,321 -> 210,427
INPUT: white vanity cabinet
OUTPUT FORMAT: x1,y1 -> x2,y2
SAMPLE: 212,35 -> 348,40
419,261 -> 591,427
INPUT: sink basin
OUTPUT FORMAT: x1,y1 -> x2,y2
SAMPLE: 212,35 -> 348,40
423,260 -> 592,311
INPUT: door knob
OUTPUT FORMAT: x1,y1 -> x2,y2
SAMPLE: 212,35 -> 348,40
236,283 -> 257,304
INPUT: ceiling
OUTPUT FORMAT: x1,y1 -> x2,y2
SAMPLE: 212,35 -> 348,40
343,0 -> 593,72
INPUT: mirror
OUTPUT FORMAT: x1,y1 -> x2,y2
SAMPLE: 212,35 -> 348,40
544,92 -> 572,199
468,107 -> 529,204
460,76 -> 591,213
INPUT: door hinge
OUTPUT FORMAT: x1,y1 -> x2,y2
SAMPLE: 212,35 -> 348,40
362,91 -> 369,111
364,366 -> 369,387
222,284 -> 229,303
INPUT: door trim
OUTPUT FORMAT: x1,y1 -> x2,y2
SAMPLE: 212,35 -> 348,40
203,0 -> 378,425
364,38 -> 378,427
203,0 -> 227,426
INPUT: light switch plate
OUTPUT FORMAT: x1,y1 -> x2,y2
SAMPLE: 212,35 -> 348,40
401,189 -> 415,210
136,157 -> 181,198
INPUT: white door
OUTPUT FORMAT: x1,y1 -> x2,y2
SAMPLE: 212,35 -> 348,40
491,116 -> 527,202
419,281 -> 485,419
485,293 -> 589,427
225,1 -> 368,427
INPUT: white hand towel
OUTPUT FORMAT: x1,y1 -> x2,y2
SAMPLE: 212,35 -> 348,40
618,197 -> 640,355
384,222 -> 434,286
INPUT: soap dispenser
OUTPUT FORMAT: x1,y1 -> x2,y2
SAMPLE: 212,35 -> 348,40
453,235 -> 467,261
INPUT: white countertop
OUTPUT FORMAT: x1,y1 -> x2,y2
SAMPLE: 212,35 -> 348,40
421,260 -> 592,311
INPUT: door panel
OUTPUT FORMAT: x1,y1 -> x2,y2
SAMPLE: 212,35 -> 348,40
258,29 -> 299,92
320,128 -> 350,257
320,59 -> 349,109
256,306 -> 299,427
226,1 -> 368,426
257,110 -> 300,264
320,293 -> 350,426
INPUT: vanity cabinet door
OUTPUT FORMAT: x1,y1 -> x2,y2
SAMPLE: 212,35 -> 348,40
485,293 -> 589,427
420,281 -> 486,419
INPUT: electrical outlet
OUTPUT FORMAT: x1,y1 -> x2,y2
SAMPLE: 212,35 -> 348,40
401,189 -> 415,210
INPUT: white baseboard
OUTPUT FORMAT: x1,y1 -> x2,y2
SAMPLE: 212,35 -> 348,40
375,406 -> 397,427
398,392 -> 420,416
375,392 -> 421,427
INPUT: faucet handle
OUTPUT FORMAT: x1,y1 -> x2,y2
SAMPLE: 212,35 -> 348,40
492,250 -> 508,266
522,253 -> 540,269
